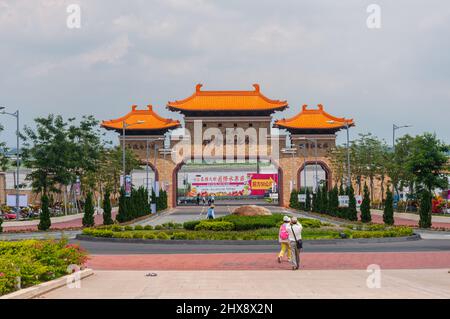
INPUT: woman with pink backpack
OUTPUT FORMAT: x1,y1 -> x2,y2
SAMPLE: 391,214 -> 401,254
278,216 -> 292,263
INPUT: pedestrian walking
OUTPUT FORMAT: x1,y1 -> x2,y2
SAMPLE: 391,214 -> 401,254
278,216 -> 292,263
196,193 -> 200,206
211,195 -> 215,204
207,204 -> 215,219
202,195 -> 206,205
287,216 -> 303,270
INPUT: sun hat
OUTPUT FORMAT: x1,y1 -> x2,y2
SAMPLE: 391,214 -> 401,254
291,216 -> 298,223
283,216 -> 291,222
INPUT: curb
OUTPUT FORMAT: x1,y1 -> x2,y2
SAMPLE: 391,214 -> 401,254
75,234 -> 421,245
0,269 -> 94,299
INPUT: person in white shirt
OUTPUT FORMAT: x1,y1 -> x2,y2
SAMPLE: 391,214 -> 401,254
286,216 -> 303,270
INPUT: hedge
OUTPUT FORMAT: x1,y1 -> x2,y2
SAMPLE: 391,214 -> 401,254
194,221 -> 235,231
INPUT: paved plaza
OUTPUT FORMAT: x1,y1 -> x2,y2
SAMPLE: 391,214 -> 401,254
37,269 -> 450,299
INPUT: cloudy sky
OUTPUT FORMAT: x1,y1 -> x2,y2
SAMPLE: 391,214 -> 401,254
0,0 -> 449,147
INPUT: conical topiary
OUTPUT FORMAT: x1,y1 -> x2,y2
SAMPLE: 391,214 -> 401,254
419,190 -> 432,228
103,190 -> 113,225
383,187 -> 394,225
38,194 -> 51,231
360,183 -> 372,223
82,192 -> 95,227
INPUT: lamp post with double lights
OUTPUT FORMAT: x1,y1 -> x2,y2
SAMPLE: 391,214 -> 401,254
0,107 -> 20,220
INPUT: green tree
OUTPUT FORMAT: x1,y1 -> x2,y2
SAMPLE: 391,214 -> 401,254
406,133 -> 449,228
347,185 -> 358,221
22,115 -> 74,195
0,217 -> 3,233
383,187 -> 394,225
360,183 -> 372,223
38,194 -> 51,231
82,192 -> 95,227
102,189 -> 113,225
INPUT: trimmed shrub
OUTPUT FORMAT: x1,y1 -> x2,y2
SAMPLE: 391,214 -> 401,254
134,225 -> 144,231
82,192 -> 95,228
419,190 -> 432,228
144,225 -> 153,231
156,232 -> 170,240
360,184 -> 372,223
194,221 -> 235,231
172,232 -> 188,240
38,194 -> 51,231
143,233 -> 156,239
0,218 -> 3,233
383,188 -> 394,225
111,225 -> 123,232
347,185 -> 358,221
183,220 -> 201,230
102,190 -> 113,225
124,225 -> 133,231
290,190 -> 299,209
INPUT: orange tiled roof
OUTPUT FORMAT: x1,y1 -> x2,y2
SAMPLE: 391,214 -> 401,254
167,84 -> 288,112
275,104 -> 354,130
101,105 -> 180,131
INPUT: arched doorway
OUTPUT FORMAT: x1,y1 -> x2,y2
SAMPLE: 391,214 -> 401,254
297,161 -> 332,190
172,157 -> 283,207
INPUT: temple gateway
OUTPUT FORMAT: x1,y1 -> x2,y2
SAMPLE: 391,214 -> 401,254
102,84 -> 354,207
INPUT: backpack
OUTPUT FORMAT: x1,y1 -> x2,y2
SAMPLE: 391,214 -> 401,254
280,223 -> 289,240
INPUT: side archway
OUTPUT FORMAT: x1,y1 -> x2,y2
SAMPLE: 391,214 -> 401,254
296,160 -> 332,190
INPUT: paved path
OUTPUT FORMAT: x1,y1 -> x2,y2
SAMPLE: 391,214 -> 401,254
86,251 -> 450,271
36,269 -> 450,299
3,211 -> 118,233
368,210 -> 450,229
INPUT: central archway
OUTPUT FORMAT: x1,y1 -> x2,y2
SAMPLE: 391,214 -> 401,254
172,156 -> 284,207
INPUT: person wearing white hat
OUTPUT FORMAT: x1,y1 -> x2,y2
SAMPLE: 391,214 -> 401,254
287,216 -> 303,270
277,216 -> 292,263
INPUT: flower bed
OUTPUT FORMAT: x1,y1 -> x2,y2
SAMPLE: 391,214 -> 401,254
0,239 -> 88,296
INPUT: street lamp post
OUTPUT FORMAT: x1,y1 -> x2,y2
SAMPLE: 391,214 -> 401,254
0,107 -> 20,220
392,124 -> 411,152
121,120 -> 145,186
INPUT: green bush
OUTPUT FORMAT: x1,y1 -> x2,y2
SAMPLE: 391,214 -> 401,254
154,225 -> 163,230
144,225 -> 153,231
183,220 -> 201,230
156,232 -> 170,240
0,218 -> 3,233
0,239 -> 87,296
143,233 -> 156,239
172,232 -> 188,240
124,225 -> 133,231
111,225 -> 123,232
132,232 -> 145,239
194,221 -> 235,231
134,225 -> 144,231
